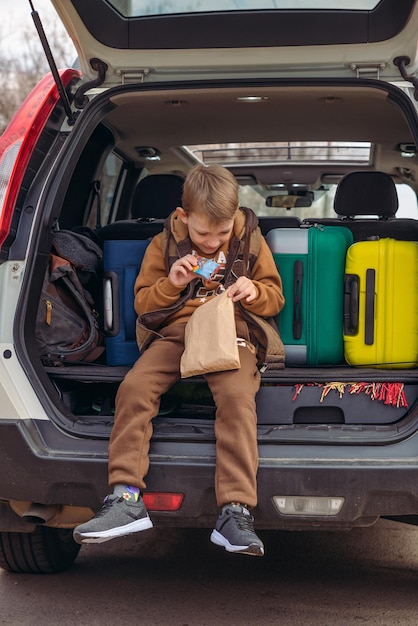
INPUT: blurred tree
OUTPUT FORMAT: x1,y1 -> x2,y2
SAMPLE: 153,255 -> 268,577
0,18 -> 76,133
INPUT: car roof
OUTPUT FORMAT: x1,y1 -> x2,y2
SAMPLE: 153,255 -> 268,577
52,0 -> 418,85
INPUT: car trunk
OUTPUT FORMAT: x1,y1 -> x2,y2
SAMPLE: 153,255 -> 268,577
15,73 -> 418,445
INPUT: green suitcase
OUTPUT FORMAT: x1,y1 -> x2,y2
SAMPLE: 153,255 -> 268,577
266,225 -> 353,366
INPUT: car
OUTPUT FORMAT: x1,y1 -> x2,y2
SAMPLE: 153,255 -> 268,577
0,0 -> 417,573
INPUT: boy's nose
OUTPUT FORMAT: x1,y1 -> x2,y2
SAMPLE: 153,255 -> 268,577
206,238 -> 220,249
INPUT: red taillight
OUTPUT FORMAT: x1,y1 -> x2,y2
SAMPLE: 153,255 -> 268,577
142,492 -> 184,512
0,68 -> 82,250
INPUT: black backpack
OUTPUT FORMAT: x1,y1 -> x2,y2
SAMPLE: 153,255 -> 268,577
35,230 -> 105,365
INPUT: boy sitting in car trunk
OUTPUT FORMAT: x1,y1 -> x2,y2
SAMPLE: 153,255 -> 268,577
74,164 -> 285,556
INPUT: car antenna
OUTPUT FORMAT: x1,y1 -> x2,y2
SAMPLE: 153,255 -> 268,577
28,0 -> 78,126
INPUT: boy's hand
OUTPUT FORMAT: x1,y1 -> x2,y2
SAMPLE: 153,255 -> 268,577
169,254 -> 198,289
227,277 -> 258,303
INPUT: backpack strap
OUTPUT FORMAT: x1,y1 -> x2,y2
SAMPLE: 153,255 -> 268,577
223,207 -> 261,287
162,215 -> 193,274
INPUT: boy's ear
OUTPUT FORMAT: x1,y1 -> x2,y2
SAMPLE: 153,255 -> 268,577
176,207 -> 188,223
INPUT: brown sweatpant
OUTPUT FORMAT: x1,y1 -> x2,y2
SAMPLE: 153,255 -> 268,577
108,321 -> 261,508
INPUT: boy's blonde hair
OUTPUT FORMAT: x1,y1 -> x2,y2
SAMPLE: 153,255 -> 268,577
181,164 -> 239,223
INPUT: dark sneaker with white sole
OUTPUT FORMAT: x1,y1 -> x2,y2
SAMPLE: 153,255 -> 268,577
73,494 -> 153,544
210,504 -> 264,556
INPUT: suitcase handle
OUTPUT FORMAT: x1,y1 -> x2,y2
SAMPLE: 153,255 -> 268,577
364,268 -> 375,345
344,271 -> 375,343
293,260 -> 303,340
344,274 -> 359,335
103,271 -> 120,336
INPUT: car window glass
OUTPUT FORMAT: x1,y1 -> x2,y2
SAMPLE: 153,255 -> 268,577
239,182 -> 418,219
86,153 -> 124,228
396,183 -> 418,218
108,0 -> 379,18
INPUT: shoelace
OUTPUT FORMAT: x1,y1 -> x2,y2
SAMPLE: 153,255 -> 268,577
229,509 -> 255,532
95,495 -> 121,518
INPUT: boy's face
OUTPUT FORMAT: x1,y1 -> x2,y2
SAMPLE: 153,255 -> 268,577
177,207 -> 235,256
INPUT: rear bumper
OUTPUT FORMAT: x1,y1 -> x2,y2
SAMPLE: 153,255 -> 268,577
1,419 -> 418,531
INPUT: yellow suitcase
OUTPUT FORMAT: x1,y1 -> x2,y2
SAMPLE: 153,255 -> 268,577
344,238 -> 418,368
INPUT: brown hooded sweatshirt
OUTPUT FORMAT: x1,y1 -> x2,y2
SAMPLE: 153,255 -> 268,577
134,207 -> 285,369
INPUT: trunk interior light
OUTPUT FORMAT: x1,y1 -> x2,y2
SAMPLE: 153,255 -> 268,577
273,496 -> 344,517
142,492 -> 184,512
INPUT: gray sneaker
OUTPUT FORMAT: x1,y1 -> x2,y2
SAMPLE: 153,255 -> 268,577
210,504 -> 264,556
73,494 -> 153,544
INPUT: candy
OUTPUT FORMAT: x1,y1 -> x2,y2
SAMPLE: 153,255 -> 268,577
192,256 -> 219,279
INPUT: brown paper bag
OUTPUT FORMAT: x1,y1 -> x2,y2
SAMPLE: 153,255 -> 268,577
180,290 -> 241,378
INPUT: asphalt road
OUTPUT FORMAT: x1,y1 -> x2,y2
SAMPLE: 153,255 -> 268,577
1,519 -> 418,625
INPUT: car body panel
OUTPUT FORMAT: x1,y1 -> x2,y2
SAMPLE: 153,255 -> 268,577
51,0 -> 418,85
1,418 -> 418,531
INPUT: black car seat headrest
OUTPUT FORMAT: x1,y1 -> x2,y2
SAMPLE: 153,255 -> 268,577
131,174 -> 184,220
334,171 -> 398,218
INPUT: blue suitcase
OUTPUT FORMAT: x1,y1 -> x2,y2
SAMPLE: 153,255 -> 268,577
103,239 -> 150,366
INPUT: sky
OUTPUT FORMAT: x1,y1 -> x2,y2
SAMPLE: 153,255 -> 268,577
0,0 -> 62,58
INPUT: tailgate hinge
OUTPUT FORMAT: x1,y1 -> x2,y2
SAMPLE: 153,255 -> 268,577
116,69 -> 151,84
349,62 -> 386,79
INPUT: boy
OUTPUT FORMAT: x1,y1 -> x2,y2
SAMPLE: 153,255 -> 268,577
73,164 -> 285,556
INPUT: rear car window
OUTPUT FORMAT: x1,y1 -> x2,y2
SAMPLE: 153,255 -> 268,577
108,0 -> 380,17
